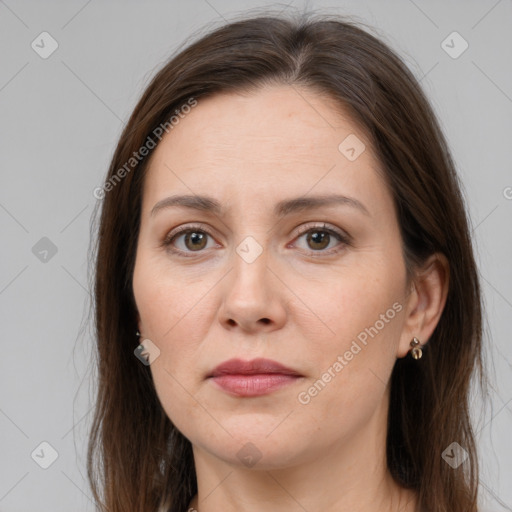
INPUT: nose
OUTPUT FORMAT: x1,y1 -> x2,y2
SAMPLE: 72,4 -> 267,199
218,242 -> 287,334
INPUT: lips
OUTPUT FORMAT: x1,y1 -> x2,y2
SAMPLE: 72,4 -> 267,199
208,358 -> 303,397
209,358 -> 301,377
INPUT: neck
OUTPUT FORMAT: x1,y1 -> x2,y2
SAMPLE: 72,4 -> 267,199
188,468 -> 416,512
187,395 -> 418,512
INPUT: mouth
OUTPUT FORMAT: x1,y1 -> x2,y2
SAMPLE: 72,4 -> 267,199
207,358 -> 303,397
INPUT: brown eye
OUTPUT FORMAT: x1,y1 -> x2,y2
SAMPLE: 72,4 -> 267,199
306,230 -> 331,250
163,224 -> 216,256
294,224 -> 350,255
183,231 -> 208,251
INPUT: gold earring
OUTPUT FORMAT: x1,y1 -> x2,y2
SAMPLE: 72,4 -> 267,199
410,337 -> 423,359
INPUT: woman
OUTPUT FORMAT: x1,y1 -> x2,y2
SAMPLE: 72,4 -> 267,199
88,12 -> 485,512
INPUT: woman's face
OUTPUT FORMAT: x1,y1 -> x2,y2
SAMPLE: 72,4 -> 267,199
133,85 -> 414,469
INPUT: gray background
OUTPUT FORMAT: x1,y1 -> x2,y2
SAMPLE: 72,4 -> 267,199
0,0 -> 511,510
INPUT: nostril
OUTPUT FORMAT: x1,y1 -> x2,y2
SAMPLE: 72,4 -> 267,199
260,318 -> 271,325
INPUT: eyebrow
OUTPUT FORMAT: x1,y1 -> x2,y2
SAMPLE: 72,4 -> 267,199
150,193 -> 371,218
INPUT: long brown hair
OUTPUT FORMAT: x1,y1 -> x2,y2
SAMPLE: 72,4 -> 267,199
88,11 -> 486,512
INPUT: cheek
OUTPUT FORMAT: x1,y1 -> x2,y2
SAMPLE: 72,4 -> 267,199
294,273 -> 404,411
132,255 -> 216,403
293,284 -> 403,430
134,285 -> 211,434
133,251 -> 210,341
301,264 -> 400,348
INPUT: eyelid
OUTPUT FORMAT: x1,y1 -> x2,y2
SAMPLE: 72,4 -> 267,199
293,222 -> 351,243
163,222 -> 212,243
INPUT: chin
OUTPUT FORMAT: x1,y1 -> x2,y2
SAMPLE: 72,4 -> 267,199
189,423 -> 316,471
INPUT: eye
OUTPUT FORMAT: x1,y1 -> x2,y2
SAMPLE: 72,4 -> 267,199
292,224 -> 350,254
162,222 -> 350,257
162,224 -> 217,256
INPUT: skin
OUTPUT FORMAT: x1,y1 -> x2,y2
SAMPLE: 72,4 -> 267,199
132,85 -> 449,512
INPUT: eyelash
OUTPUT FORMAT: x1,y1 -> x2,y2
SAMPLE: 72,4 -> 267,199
161,222 -> 351,258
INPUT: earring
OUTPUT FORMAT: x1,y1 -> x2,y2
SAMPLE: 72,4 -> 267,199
410,337 -> 423,359
136,331 -> 141,337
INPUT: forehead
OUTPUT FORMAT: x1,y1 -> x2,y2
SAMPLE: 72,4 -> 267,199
142,85 -> 391,217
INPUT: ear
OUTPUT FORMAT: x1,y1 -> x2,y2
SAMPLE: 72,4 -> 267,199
397,253 -> 450,358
